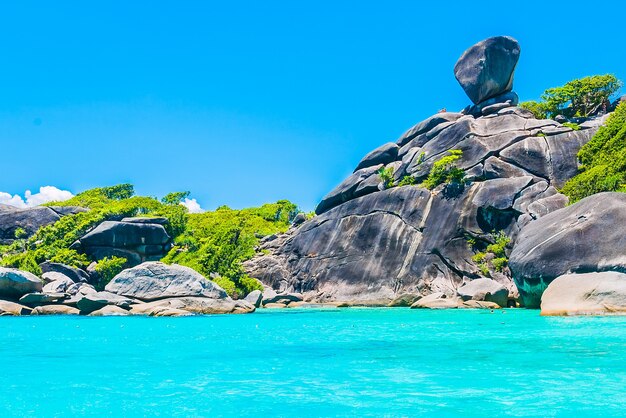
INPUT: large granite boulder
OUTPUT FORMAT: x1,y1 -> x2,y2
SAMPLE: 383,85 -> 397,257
130,297 -> 255,315
457,278 -> 508,307
454,36 -> 521,105
510,192 -> 626,308
0,300 -> 32,315
40,262 -> 90,283
0,205 -> 87,244
541,272 -> 626,316
105,262 -> 228,301
73,219 -> 172,266
31,305 -> 80,315
0,267 -> 42,298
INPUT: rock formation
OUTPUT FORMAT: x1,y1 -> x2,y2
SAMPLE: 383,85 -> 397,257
244,36 -> 606,306
0,204 -> 86,244
72,217 -> 172,267
510,192 -> 626,308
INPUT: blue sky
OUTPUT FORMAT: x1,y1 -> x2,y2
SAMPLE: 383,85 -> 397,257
1,1 -> 624,211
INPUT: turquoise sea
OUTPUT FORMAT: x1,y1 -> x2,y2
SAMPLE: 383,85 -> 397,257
1,308 -> 625,417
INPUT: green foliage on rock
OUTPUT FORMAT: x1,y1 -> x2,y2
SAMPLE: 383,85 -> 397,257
397,175 -> 417,187
93,256 -> 127,290
423,150 -> 465,190
377,166 -> 395,189
50,249 -> 90,268
162,200 -> 297,298
561,102 -> 626,202
562,122 -> 580,131
521,75 -> 622,119
469,231 -> 511,277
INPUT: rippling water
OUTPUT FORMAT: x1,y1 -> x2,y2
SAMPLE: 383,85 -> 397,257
1,308 -> 625,417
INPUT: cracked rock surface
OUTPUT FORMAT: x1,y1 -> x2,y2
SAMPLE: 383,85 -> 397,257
244,105 -> 606,305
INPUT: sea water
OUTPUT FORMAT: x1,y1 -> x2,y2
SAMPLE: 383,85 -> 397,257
1,308 -> 625,417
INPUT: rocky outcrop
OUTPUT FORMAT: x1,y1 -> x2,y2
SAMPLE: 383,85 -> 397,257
541,272 -> 626,316
31,305 -> 80,315
72,218 -> 172,266
457,278 -> 508,307
0,267 -> 43,298
510,192 -> 626,308
40,262 -> 90,283
454,36 -> 520,105
244,36 -> 608,306
105,262 -> 228,300
0,300 -> 32,315
129,297 -> 254,315
0,205 -> 87,244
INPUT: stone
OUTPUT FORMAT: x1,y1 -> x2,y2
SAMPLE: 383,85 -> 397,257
292,213 -> 307,226
0,206 -> 84,242
460,300 -> 501,309
457,278 -> 508,307
80,221 -> 170,247
40,262 -> 90,283
262,292 -> 303,305
19,292 -> 65,306
129,297 -> 254,315
105,262 -> 228,301
88,305 -> 131,316
541,272 -> 626,316
120,217 -> 169,225
0,299 -> 32,315
410,293 -> 460,309
42,276 -> 75,293
76,291 -> 138,314
264,302 -> 288,309
0,267 -> 43,298
244,290 -> 263,308
454,36 -> 521,104
510,192 -> 626,308
472,177 -> 533,211
315,165 -> 382,214
396,113 -> 464,147
31,305 -> 80,315
354,142 -> 399,172
388,293 -> 421,307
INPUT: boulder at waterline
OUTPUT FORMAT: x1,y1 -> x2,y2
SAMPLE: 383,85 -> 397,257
31,305 -> 80,315
88,305 -> 131,316
0,300 -> 32,315
244,290 -> 263,308
541,272 -> 626,316
19,292 -> 65,306
0,267 -> 43,298
129,297 -> 254,315
410,293 -> 460,309
457,278 -> 508,307
105,262 -> 228,301
76,291 -> 138,314
454,36 -> 521,105
510,192 -> 626,308
388,293 -> 422,307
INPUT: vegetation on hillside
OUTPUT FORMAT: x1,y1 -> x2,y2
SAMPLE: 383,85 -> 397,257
0,184 -> 299,297
423,150 -> 465,190
520,74 -> 622,119
561,102 -> 626,202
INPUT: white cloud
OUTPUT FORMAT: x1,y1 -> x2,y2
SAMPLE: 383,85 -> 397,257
181,197 -> 203,213
0,186 -> 74,208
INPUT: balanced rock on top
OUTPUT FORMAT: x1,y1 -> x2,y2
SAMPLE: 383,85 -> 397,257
454,36 -> 521,105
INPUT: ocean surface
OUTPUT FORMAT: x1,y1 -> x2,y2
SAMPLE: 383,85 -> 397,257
1,308 -> 625,417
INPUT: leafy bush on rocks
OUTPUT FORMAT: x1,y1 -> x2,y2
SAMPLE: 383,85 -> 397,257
377,166 -> 395,189
561,102 -> 626,202
469,231 -> 511,277
423,150 -> 464,190
93,256 -> 127,290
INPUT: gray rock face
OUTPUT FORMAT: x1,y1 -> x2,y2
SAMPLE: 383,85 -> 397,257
244,290 -> 263,308
0,300 -> 32,315
457,278 -> 508,307
454,36 -> 521,105
0,267 -> 43,298
510,192 -> 626,308
0,205 -> 86,244
76,291 -> 138,313
540,272 -> 626,316
105,262 -> 228,301
354,142 -> 399,172
74,220 -> 172,266
40,262 -> 90,283
246,104 -> 607,305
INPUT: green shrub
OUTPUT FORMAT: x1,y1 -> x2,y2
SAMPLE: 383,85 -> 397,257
561,102 -> 626,202
519,100 -> 548,119
213,276 -> 237,296
49,249 -> 90,269
470,231 -> 510,277
93,256 -> 127,290
14,228 -> 27,240
562,122 -> 581,131
397,175 -> 417,187
377,166 -> 395,189
422,150 -> 465,190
